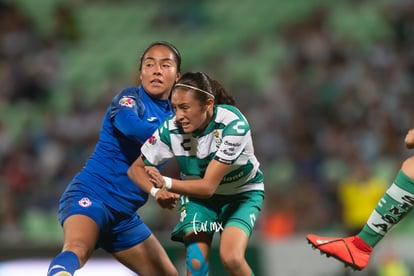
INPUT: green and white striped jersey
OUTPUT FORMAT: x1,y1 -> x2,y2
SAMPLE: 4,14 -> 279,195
141,104 -> 264,195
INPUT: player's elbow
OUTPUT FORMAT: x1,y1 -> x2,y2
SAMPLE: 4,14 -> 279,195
199,185 -> 216,198
127,166 -> 134,180
198,193 -> 214,199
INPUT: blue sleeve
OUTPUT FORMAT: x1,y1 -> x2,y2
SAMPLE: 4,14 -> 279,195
113,109 -> 157,144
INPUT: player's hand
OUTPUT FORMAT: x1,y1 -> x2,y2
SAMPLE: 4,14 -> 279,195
145,166 -> 166,188
154,189 -> 179,209
404,129 -> 414,149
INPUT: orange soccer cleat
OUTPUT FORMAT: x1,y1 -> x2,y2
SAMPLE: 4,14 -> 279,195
306,234 -> 373,271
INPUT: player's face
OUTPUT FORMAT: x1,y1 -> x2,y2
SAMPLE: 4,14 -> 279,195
171,88 -> 214,134
140,45 -> 180,100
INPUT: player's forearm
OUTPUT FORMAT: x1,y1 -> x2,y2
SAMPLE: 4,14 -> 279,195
128,161 -> 154,194
167,178 -> 216,199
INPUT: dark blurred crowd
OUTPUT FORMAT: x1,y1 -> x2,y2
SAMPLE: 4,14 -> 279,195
252,3 -> 414,239
1,1 -> 414,245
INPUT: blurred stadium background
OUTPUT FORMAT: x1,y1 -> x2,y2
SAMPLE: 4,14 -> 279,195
1,0 -> 414,275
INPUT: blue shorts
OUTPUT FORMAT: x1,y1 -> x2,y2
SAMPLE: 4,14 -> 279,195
59,182 -> 151,253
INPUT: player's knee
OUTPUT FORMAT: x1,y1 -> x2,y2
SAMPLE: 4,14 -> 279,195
220,251 -> 244,272
62,242 -> 92,267
186,243 -> 208,276
165,265 -> 179,276
401,156 -> 414,180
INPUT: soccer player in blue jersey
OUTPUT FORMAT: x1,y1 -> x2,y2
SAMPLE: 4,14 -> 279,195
128,72 -> 265,276
47,41 -> 181,276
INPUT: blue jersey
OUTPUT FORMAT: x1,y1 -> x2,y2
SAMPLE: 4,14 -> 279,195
64,85 -> 172,215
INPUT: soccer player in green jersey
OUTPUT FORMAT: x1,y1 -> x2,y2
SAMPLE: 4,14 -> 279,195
128,71 -> 265,276
307,128 -> 414,271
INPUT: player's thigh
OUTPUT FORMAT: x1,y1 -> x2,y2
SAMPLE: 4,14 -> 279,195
62,214 -> 100,264
220,226 -> 249,257
63,214 -> 99,244
112,233 -> 177,276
